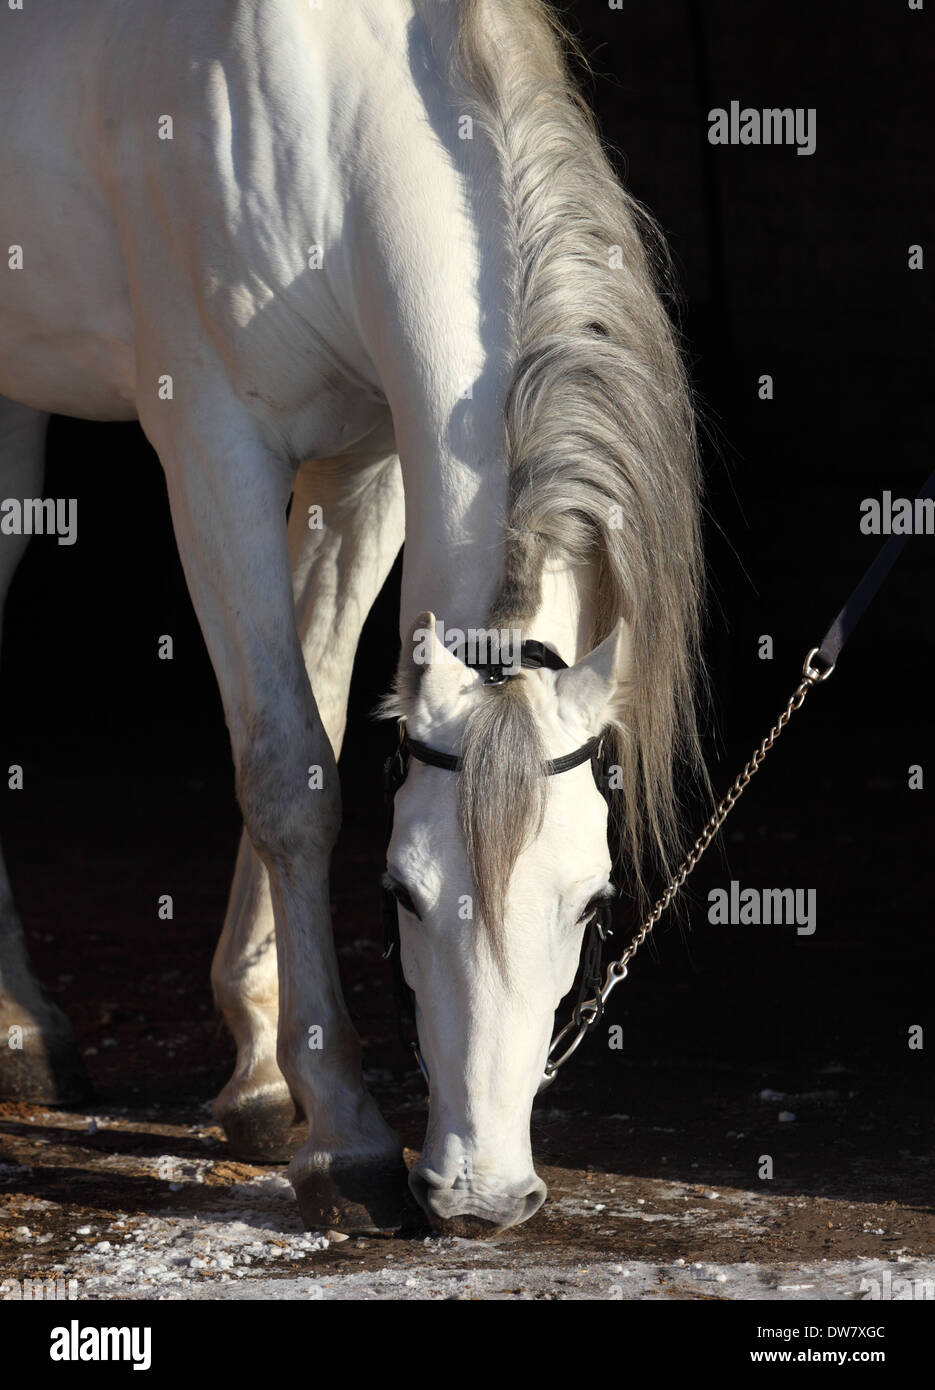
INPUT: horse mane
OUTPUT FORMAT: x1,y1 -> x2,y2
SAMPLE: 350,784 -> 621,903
386,0 -> 707,937
452,0 -> 707,916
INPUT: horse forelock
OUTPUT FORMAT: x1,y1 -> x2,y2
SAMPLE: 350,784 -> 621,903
377,668 -> 546,966
456,676 -> 546,962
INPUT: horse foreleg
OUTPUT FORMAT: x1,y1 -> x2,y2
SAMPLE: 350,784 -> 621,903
0,398 -> 89,1103
209,834 -> 292,1158
155,419 -> 406,1231
211,450 -> 404,1164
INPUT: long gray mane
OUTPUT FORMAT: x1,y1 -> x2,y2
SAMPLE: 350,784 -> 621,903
396,0 -> 706,934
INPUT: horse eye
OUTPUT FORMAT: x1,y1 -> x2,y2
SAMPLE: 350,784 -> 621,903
391,881 -> 421,920
577,884 -> 617,924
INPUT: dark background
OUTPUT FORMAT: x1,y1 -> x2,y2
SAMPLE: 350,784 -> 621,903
0,2 -> 931,1189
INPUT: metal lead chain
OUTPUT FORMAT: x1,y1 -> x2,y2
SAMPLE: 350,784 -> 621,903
542,646 -> 835,1084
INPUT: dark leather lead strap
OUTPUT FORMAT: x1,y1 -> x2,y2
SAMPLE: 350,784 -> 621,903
817,464 -> 935,670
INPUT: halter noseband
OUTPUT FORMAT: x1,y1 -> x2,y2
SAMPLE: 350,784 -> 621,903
381,638 -> 614,1090
403,730 -> 604,777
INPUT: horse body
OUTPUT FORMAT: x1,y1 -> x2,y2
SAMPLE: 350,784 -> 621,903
0,0 -> 701,1231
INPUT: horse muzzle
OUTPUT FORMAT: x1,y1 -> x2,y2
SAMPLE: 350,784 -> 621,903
408,1166 -> 547,1231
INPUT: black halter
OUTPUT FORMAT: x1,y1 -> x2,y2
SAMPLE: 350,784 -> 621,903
402,730 -> 604,777
381,639 -> 614,1083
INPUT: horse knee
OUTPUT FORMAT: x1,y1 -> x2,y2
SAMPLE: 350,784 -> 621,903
235,714 -> 341,865
210,950 -> 277,1019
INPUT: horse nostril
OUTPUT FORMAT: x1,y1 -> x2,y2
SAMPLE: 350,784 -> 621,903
408,1169 -> 454,1222
407,1170 -> 435,1214
521,1179 -> 547,1222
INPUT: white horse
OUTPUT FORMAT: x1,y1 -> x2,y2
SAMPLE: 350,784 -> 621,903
0,0 -> 703,1232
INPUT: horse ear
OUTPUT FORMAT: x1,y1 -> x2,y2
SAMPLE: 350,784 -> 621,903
553,620 -> 629,733
405,611 -> 457,673
404,611 -> 479,722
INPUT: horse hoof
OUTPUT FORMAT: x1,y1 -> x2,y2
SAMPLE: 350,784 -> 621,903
291,1155 -> 412,1234
0,1018 -> 91,1104
217,1094 -> 305,1163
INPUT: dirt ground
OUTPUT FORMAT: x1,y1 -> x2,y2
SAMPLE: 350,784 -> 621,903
1,1092 -> 934,1301
1,751 -> 933,1301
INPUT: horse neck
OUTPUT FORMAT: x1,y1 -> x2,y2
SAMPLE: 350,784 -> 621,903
325,3 -> 599,663
524,560 -> 601,667
322,4 -> 513,636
